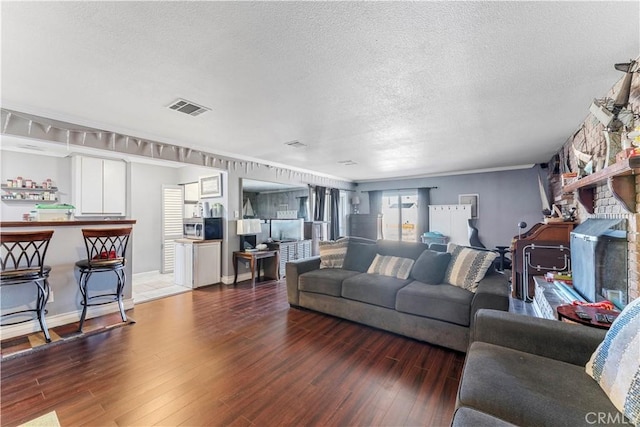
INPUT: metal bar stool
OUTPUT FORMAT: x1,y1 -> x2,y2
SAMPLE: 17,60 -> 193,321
76,227 -> 132,332
1,230 -> 55,343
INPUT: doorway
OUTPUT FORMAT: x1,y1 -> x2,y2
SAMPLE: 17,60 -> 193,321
381,191 -> 419,241
132,185 -> 189,304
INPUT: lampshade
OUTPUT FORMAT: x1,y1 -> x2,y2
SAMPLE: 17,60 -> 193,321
237,219 -> 262,235
352,195 -> 361,205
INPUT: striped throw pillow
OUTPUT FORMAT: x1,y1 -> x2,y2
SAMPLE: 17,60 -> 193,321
585,297 -> 640,426
444,244 -> 497,292
319,239 -> 349,269
367,254 -> 415,280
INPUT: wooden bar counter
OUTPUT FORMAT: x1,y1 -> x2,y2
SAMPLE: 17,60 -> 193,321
1,219 -> 136,340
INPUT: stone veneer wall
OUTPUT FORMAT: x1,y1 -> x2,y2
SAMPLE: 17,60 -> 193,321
550,60 -> 640,302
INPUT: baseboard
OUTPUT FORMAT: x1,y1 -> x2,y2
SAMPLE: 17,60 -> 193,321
221,272 -> 253,285
0,298 -> 134,341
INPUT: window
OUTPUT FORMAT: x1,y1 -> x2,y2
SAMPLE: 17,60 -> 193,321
339,191 -> 348,237
311,187 -> 349,239
382,190 -> 419,241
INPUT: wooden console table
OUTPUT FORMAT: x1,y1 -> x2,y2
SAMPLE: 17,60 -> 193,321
233,250 -> 279,287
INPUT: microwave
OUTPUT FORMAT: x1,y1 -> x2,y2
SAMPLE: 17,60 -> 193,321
183,217 -> 223,240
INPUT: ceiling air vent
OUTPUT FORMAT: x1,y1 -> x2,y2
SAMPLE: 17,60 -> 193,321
167,99 -> 211,117
338,160 -> 358,166
284,140 -> 307,148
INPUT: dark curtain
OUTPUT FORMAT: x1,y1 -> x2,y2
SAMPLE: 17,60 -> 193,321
329,188 -> 340,240
314,186 -> 326,221
368,190 -> 382,215
417,187 -> 431,238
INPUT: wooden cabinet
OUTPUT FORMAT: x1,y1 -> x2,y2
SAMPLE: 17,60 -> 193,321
348,214 -> 382,240
511,222 -> 574,301
273,240 -> 312,277
73,156 -> 126,216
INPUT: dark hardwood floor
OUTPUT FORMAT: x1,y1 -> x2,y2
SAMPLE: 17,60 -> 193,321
1,279 -> 464,427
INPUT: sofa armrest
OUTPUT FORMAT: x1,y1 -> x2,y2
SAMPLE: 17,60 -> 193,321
285,256 -> 321,306
473,309 -> 606,366
470,272 -> 510,329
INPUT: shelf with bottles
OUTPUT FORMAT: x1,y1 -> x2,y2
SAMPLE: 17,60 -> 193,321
1,185 -> 59,202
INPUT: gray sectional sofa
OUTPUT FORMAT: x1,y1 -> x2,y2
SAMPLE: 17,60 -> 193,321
285,238 -> 510,352
453,310 -> 629,426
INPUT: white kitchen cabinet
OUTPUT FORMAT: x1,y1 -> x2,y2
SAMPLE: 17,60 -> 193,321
174,239 -> 221,288
102,159 -> 126,214
73,156 -> 126,216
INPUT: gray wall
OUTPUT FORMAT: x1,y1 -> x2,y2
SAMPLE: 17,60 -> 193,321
356,166 -> 548,249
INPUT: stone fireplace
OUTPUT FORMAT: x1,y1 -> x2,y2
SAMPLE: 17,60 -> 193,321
549,64 -> 639,304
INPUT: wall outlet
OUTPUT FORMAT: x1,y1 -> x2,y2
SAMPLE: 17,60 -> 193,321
234,210 -> 240,218
49,290 -> 54,303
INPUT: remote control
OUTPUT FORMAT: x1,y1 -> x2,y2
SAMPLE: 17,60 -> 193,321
595,313 -> 609,323
576,311 -> 592,320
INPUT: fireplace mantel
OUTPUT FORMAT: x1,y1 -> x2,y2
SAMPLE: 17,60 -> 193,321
562,156 -> 640,213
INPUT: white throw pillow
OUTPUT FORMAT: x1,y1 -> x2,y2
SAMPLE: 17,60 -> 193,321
367,254 -> 415,280
585,297 -> 640,426
444,243 -> 497,292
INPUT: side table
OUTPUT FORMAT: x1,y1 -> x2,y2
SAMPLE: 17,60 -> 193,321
556,304 -> 619,330
233,250 -> 280,287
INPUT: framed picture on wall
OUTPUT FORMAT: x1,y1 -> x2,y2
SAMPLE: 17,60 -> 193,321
200,174 -> 222,198
183,182 -> 199,203
458,194 -> 479,219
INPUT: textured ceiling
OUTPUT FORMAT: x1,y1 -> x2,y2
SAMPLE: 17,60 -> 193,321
1,1 -> 639,181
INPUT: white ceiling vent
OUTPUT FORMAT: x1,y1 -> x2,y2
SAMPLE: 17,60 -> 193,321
18,144 -> 45,151
284,140 -> 307,148
338,160 -> 358,166
167,99 -> 211,117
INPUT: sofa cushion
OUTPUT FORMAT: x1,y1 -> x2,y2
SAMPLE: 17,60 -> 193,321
451,407 -> 516,427
410,249 -> 452,284
341,273 -> 411,309
342,240 -> 377,273
586,296 -> 640,426
396,281 -> 473,326
376,240 -> 428,260
459,342 -> 626,426
367,254 -> 415,280
444,244 -> 497,292
299,269 -> 360,296
319,238 -> 349,269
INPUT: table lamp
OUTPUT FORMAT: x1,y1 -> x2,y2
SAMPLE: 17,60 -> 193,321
352,195 -> 360,214
237,219 -> 262,250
